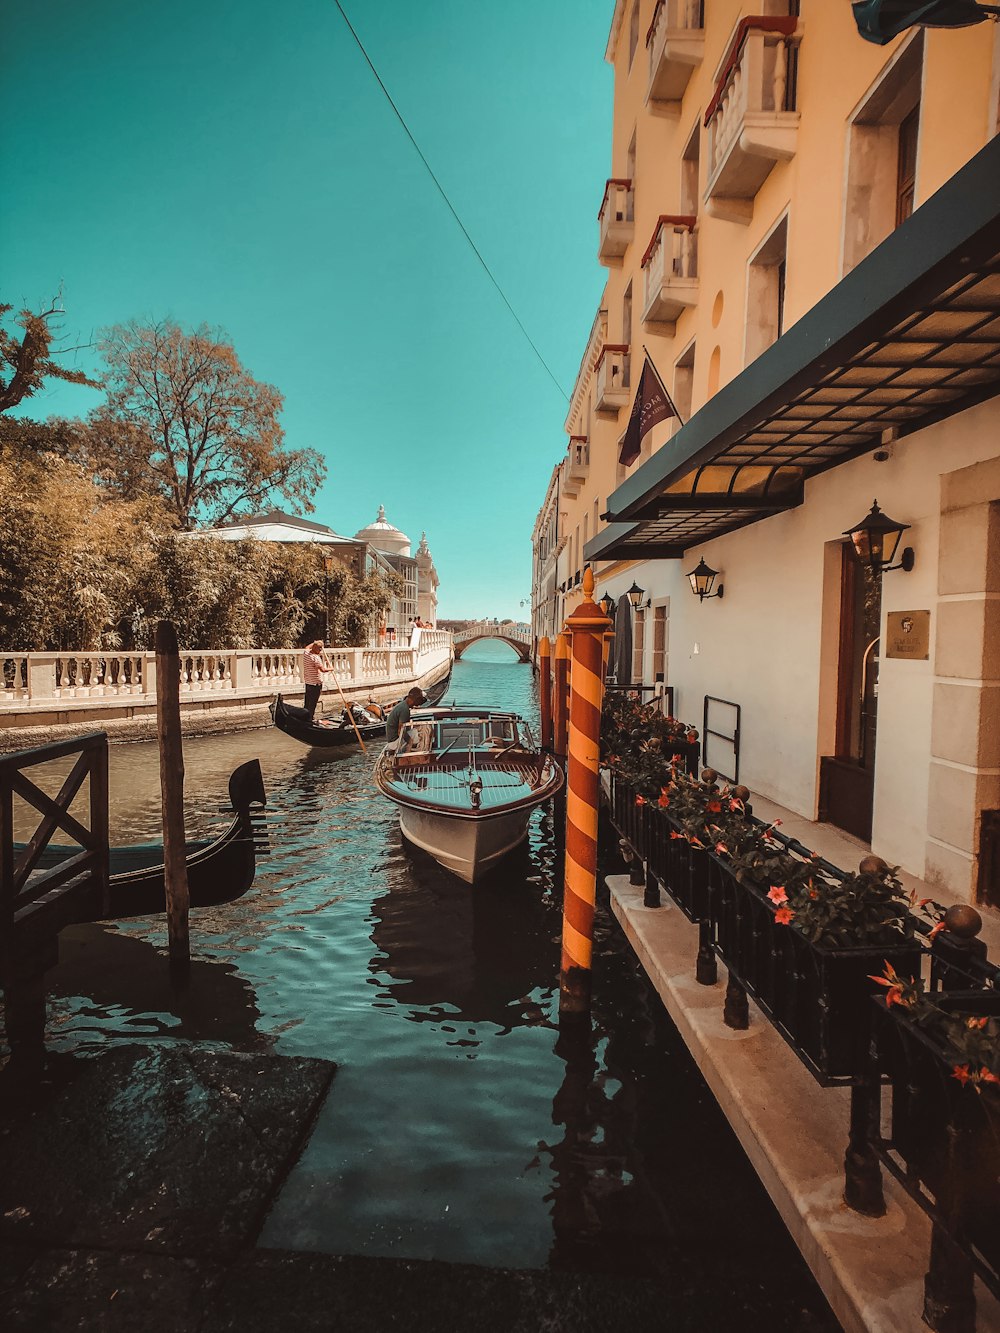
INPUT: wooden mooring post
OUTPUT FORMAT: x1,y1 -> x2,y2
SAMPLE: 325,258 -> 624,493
155,620 -> 190,972
553,633 -> 569,759
538,636 -> 553,752
559,569 -> 612,1017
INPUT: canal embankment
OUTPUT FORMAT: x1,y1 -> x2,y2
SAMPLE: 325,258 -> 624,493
606,790 -> 1000,1333
0,640 -> 452,752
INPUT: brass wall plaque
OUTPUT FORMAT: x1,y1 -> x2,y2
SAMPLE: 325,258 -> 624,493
886,610 -> 930,660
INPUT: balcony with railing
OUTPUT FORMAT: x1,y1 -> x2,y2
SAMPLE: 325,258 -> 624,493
562,436 -> 590,498
704,17 -> 801,225
646,0 -> 705,109
641,215 -> 698,327
598,178 -> 635,263
595,345 -> 630,413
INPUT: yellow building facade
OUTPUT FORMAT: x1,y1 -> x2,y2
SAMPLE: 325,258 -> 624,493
532,1 -> 1000,906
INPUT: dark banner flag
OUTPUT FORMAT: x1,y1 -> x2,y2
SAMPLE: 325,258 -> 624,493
618,355 -> 677,468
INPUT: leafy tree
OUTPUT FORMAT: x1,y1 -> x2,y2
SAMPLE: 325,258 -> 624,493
0,450 -> 167,650
0,300 -> 98,414
327,564 -> 401,647
89,319 -> 326,529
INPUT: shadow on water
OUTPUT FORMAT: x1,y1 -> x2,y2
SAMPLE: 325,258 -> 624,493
1,642 -> 838,1323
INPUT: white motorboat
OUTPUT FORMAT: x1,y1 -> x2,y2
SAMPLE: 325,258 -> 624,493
373,706 -> 564,883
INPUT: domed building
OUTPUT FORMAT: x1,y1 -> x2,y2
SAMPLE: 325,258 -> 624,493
354,505 -> 438,636
354,505 -> 412,559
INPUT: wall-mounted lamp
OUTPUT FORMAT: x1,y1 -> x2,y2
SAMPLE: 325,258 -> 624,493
687,558 -> 723,601
843,499 -> 914,573
598,590 -> 615,618
626,581 -> 650,610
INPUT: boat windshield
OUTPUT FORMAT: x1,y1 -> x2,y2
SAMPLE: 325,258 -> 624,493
397,716 -> 524,756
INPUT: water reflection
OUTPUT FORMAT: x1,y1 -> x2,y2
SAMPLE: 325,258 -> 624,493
3,645 -> 838,1320
46,923 -> 270,1052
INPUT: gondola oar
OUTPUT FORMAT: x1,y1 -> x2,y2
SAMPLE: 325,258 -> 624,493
325,656 -> 368,752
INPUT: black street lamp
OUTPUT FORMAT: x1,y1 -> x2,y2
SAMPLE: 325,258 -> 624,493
842,499 -> 915,573
687,558 -> 724,601
626,581 -> 648,610
598,590 -> 615,618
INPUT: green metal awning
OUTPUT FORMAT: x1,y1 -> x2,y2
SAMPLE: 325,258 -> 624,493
585,133 -> 1000,565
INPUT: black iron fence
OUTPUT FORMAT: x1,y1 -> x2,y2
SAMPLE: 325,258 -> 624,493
605,765 -> 999,1332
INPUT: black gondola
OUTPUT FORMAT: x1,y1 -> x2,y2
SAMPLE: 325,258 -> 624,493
269,694 -> 388,747
20,759 -> 267,920
270,672 -> 452,750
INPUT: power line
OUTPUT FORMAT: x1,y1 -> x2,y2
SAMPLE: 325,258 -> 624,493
330,0 -> 570,403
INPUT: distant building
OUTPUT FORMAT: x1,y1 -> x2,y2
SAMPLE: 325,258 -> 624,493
354,506 -> 439,632
415,532 -> 439,626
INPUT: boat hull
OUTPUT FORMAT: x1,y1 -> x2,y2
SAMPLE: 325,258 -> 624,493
398,804 -> 533,883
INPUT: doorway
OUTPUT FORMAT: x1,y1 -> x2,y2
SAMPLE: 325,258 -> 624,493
819,544 -> 881,840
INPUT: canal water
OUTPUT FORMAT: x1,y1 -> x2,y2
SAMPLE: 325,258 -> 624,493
8,642 -> 838,1327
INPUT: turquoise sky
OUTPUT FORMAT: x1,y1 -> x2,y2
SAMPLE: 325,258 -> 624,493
3,1 -> 612,618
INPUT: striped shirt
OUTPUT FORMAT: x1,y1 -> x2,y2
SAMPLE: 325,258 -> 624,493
303,649 -> 328,686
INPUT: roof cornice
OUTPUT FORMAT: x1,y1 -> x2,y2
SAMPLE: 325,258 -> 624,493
605,0 -> 626,63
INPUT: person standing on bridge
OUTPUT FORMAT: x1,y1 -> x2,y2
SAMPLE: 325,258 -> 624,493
302,639 -> 333,719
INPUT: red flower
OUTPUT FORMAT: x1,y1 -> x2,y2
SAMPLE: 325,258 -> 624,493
774,906 -> 795,926
715,842 -> 729,855
707,799 -> 722,814
689,836 -> 705,849
952,1064 -> 972,1086
967,1017 -> 989,1031
729,798 -> 743,811
767,886 -> 788,906
981,1069 -> 1000,1086
658,792 -> 671,808
635,795 -> 646,806
669,831 -> 684,841
928,921 -> 946,940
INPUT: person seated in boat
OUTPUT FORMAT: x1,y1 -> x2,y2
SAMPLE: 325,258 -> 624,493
302,639 -> 333,719
385,687 -> 425,742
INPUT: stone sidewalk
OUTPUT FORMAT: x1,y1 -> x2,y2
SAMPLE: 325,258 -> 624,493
606,870 -> 1000,1333
0,1047 -> 675,1333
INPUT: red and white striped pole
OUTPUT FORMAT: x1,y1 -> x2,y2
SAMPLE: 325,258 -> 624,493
559,568 -> 612,1015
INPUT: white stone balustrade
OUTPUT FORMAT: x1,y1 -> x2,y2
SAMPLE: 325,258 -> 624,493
704,20 -> 801,225
642,218 -> 699,326
646,0 -> 705,108
0,634 -> 453,713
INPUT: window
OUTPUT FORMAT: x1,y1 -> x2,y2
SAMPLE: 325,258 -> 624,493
628,3 -> 639,67
652,605 -> 668,683
633,609 -> 646,683
674,342 -> 695,424
622,282 -> 633,354
626,131 -> 637,221
843,33 -> 923,273
745,214 -> 789,364
680,122 -> 700,219
896,106 -> 919,226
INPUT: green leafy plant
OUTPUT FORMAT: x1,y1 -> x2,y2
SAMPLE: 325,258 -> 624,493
871,961 -> 1000,1093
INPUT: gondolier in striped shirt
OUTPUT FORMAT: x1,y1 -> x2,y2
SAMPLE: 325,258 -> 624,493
302,640 -> 333,719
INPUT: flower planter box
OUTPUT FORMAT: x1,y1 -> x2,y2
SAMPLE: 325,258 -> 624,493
709,852 -> 923,1083
874,991 -> 1000,1296
608,769 -> 647,859
646,811 -> 711,921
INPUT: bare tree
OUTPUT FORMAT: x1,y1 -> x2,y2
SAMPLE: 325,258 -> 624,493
91,319 -> 326,529
0,298 -> 98,414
